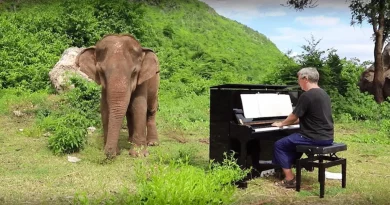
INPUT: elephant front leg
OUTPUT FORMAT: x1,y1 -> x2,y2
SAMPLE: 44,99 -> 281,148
128,88 -> 148,157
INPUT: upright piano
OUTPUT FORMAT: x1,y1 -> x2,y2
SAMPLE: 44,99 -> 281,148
209,84 -> 301,176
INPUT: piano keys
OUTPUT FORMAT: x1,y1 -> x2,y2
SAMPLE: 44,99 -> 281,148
209,84 -> 301,176
253,124 -> 300,133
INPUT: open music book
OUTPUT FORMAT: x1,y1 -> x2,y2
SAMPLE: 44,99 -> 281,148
240,93 -> 293,118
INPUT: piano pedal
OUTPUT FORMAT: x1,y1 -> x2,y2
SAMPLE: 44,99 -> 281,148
260,169 -> 275,177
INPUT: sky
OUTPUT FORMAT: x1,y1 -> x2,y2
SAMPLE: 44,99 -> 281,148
199,0 -> 374,62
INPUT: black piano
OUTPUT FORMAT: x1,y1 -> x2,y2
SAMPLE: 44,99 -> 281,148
209,84 -> 301,177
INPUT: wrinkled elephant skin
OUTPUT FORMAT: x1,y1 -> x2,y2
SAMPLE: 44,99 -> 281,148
76,34 -> 160,158
358,66 -> 390,100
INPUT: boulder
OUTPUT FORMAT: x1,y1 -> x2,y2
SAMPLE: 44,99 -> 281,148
49,47 -> 92,93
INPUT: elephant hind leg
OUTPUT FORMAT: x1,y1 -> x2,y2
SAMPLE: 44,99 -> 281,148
126,109 -> 134,143
146,74 -> 159,146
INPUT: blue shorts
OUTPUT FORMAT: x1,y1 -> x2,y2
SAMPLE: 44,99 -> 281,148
273,133 -> 333,169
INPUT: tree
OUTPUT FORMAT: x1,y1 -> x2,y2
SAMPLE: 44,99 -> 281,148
284,0 -> 390,103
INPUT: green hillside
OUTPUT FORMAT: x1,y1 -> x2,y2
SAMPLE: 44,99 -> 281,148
0,0 -> 290,132
2,1 -> 390,204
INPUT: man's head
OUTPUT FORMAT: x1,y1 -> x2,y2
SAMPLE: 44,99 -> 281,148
297,67 -> 319,91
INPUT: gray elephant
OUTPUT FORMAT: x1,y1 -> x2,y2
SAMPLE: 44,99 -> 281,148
76,34 -> 160,158
358,43 -> 390,100
358,66 -> 390,99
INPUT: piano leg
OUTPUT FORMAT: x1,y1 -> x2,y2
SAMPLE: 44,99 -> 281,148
238,140 -> 248,169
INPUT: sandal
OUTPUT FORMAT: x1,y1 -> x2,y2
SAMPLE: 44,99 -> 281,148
275,177 -> 296,189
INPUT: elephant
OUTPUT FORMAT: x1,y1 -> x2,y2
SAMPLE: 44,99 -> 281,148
358,66 -> 390,100
358,42 -> 390,100
76,34 -> 160,158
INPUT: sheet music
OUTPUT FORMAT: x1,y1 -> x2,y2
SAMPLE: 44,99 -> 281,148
240,93 -> 293,118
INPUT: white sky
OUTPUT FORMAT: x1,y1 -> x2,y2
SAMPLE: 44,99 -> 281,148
200,0 -> 375,62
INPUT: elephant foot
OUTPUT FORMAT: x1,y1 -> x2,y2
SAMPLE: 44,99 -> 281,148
129,145 -> 149,157
104,146 -> 121,159
147,140 -> 159,146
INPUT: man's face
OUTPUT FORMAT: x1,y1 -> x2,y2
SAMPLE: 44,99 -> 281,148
297,76 -> 308,90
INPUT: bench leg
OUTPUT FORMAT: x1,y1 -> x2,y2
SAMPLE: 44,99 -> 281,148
296,159 -> 301,192
319,163 -> 325,198
342,159 -> 347,188
318,158 -> 323,182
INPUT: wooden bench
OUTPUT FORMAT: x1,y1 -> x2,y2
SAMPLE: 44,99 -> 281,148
295,143 -> 347,198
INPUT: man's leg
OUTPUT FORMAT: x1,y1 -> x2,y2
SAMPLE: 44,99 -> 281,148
273,133 -> 302,181
274,133 -> 321,181
282,168 -> 295,181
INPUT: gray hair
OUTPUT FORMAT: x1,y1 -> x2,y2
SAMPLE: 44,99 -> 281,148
297,67 -> 319,83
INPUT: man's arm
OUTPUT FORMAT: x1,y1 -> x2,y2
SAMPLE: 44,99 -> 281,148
271,113 -> 299,127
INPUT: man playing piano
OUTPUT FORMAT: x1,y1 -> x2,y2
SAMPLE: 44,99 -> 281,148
271,67 -> 334,188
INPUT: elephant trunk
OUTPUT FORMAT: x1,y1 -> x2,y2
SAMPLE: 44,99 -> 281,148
104,79 -> 132,157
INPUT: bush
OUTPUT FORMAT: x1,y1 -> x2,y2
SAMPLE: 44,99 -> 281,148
64,77 -> 101,126
40,77 -> 100,155
47,112 -> 90,155
74,153 -> 250,205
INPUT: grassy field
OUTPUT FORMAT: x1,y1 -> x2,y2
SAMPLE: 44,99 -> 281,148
1,95 -> 390,205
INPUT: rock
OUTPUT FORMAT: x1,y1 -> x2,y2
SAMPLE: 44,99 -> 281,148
67,156 -> 81,163
43,132 -> 51,137
87,126 -> 96,134
49,47 -> 93,93
13,110 -> 24,117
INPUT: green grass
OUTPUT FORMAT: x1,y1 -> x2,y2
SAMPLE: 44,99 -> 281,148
1,91 -> 390,205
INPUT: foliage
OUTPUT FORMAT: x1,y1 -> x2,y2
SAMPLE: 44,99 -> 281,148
44,78 -> 101,155
349,0 -> 390,41
284,0 -> 390,102
74,153 -> 250,205
0,3 -> 69,91
273,35 -> 390,122
47,112 -> 90,155
63,76 -> 101,126
0,0 -> 291,134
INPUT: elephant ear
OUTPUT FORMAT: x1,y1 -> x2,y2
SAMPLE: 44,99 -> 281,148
138,48 -> 160,85
76,46 -> 101,85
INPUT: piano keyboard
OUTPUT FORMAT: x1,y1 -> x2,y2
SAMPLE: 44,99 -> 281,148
253,124 -> 300,133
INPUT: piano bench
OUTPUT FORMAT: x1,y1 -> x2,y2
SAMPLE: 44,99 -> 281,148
295,143 -> 347,198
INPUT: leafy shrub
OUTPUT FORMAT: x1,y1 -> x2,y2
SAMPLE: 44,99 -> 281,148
63,76 -> 101,126
74,153 -> 250,205
0,3 -> 69,91
332,85 -> 390,121
47,112 -> 90,155
43,77 -> 100,155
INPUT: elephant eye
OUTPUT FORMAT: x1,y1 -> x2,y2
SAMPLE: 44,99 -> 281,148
131,68 -> 138,77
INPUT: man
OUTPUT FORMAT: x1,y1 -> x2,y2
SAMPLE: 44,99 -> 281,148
271,67 -> 334,188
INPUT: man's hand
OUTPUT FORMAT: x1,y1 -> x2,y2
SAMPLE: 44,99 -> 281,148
271,121 -> 283,128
